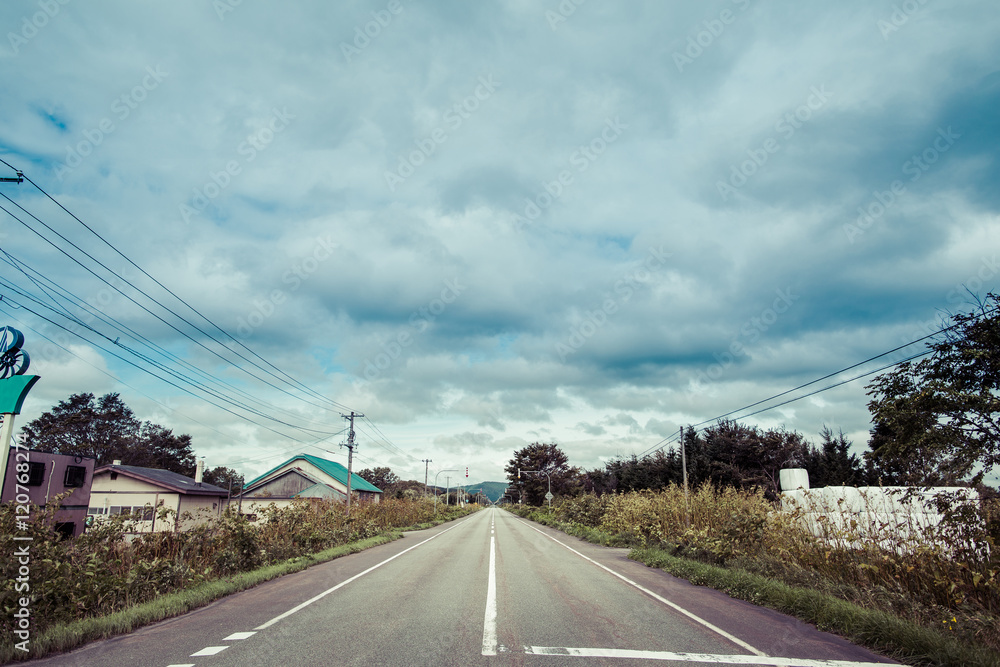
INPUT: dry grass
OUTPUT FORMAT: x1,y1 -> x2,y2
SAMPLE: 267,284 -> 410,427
0,496 -> 476,641
518,484 -> 1000,654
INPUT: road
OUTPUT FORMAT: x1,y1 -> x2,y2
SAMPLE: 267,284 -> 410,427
25,508 -> 897,666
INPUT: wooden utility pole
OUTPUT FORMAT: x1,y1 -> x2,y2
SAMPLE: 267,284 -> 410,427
422,458 -> 432,496
680,426 -> 690,528
341,411 -> 363,513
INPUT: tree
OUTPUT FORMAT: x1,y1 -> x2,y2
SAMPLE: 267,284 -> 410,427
357,466 -> 400,492
697,421 -> 810,498
866,295 -> 1000,485
804,426 -> 866,488
504,442 -> 581,505
203,466 -> 244,493
20,392 -> 196,476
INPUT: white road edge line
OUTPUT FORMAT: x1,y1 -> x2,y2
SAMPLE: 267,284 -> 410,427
525,645 -> 891,666
482,509 -> 499,656
512,516 -> 766,657
254,515 -> 475,630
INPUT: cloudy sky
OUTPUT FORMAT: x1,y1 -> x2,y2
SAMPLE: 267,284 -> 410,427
1,1 -> 997,487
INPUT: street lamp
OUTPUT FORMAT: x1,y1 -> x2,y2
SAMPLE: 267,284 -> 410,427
434,468 -> 459,514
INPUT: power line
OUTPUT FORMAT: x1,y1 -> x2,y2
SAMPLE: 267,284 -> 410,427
0,274 -> 343,434
0,185 -> 348,416
6,163 -> 349,412
0,306 -> 252,446
637,303 -> 999,458
0,254 -> 344,430
0,299 -> 326,444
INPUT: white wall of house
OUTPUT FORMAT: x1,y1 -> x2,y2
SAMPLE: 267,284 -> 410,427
90,472 -> 227,532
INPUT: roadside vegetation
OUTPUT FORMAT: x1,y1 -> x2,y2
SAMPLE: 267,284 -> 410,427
496,299 -> 1000,664
0,496 -> 477,663
506,487 -> 1000,666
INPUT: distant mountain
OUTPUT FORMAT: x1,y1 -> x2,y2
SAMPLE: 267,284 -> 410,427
459,481 -> 508,502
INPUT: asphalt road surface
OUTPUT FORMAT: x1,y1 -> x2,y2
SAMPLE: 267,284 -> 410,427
24,508 -> 898,666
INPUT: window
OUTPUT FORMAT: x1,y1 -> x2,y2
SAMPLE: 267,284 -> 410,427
109,506 -> 123,515
54,522 -> 76,539
87,507 -> 107,515
134,506 -> 154,521
64,465 -> 87,488
26,462 -> 45,486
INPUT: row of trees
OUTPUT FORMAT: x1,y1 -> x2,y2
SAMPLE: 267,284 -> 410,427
505,425 -> 863,504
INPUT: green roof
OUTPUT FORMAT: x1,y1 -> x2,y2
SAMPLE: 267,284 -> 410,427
243,453 -> 382,493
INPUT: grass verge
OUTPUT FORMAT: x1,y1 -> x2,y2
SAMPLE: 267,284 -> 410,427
508,508 -> 1000,667
630,547 -> 1000,667
2,533 -> 401,664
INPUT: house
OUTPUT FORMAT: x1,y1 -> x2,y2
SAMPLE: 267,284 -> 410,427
88,460 -> 229,532
240,453 -> 381,515
1,448 -> 95,538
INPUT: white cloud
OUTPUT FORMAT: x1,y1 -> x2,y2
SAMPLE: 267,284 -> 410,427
1,1 -> 998,484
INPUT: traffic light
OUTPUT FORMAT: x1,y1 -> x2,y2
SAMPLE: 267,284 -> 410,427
465,467 -> 469,478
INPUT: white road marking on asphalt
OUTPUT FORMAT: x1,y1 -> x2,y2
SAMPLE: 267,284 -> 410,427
254,513 -> 474,630
223,631 -> 257,640
482,510 -> 499,656
165,664 -> 195,666
513,517 -> 766,657
526,646 -> 892,665
190,645 -> 228,656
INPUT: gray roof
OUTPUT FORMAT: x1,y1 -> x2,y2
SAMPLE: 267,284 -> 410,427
95,464 -> 229,496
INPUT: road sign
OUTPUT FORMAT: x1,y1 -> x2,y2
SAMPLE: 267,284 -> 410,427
544,492 -> 553,501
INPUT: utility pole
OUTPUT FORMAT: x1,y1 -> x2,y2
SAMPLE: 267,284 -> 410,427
341,411 -> 363,513
680,426 -> 690,528
422,458 -> 432,497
